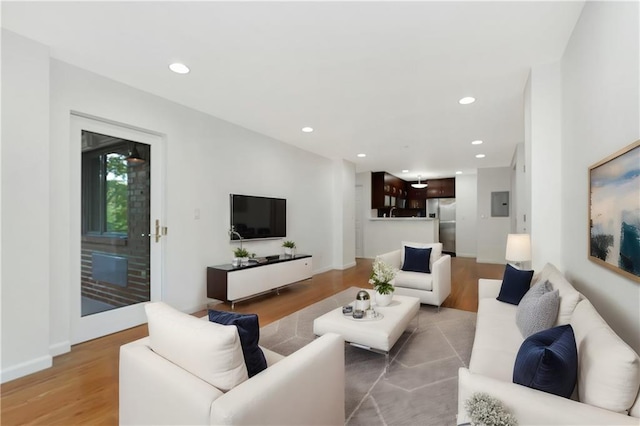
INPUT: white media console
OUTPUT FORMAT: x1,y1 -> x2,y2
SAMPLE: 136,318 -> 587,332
207,254 -> 313,308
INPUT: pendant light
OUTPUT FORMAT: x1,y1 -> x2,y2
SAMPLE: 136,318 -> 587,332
126,144 -> 145,165
411,175 -> 427,189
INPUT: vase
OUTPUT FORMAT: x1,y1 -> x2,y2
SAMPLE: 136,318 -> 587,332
375,291 -> 393,307
284,247 -> 295,256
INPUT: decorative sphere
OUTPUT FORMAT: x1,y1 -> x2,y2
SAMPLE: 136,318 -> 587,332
356,290 -> 370,301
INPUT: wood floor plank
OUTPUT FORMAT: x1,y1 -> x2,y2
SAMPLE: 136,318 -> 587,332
1,257 -> 504,425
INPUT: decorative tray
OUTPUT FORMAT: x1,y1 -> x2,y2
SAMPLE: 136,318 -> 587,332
343,312 -> 384,321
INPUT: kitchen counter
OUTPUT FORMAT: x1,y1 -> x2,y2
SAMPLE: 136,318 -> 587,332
364,217 -> 439,257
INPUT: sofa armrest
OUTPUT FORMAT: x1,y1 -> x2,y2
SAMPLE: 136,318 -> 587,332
120,337 -> 224,426
210,333 -> 345,425
458,368 -> 639,425
478,278 -> 502,300
432,254 -> 451,306
376,249 -> 402,269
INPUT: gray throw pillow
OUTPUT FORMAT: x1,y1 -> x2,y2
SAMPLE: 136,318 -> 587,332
516,280 -> 560,338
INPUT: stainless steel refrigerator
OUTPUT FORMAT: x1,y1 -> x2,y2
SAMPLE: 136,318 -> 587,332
426,198 -> 456,255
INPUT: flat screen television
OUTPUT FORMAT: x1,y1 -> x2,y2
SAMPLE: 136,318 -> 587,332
230,194 -> 286,240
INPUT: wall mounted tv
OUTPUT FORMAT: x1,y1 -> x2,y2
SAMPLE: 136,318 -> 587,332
230,194 -> 286,240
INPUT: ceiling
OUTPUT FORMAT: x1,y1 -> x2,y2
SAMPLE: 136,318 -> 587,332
1,1 -> 584,180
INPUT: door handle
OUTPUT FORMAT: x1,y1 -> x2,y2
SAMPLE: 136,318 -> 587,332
146,219 -> 167,243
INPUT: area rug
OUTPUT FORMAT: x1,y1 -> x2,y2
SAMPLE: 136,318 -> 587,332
259,287 -> 477,426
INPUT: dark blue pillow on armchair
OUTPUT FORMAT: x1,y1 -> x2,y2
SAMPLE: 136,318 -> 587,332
402,246 -> 432,273
513,324 -> 578,398
208,310 -> 267,377
496,264 -> 534,305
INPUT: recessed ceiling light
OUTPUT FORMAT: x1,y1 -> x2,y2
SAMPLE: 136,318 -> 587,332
456,171 -> 463,175
471,140 -> 483,145
169,63 -> 190,74
475,154 -> 486,158
357,153 -> 366,158
402,169 -> 409,173
301,126 -> 314,133
459,96 -> 475,105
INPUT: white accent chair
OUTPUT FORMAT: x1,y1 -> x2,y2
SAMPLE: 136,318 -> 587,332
119,302 -> 345,425
376,242 -> 451,308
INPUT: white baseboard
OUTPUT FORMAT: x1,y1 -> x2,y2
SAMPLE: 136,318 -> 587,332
1,354 -> 52,384
50,341 -> 71,357
338,261 -> 357,270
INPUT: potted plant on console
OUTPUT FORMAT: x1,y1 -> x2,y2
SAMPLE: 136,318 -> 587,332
369,258 -> 396,307
282,240 -> 296,256
233,247 -> 250,266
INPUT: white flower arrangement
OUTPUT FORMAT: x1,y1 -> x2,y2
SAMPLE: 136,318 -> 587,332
464,392 -> 517,426
368,259 -> 397,295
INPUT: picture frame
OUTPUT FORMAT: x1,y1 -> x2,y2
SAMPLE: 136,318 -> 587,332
588,139 -> 640,283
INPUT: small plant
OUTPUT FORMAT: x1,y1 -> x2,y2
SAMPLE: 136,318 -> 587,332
464,392 -> 517,426
282,240 -> 296,249
233,247 -> 249,258
368,258 -> 396,295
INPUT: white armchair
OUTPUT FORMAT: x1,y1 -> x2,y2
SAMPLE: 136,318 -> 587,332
119,302 -> 345,425
376,242 -> 451,308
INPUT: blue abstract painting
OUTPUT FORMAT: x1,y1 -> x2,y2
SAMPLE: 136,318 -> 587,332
589,140 -> 640,282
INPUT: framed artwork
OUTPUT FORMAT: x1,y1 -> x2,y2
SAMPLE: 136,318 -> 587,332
589,139 -> 640,283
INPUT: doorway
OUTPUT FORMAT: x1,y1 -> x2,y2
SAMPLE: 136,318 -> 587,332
71,114 -> 164,344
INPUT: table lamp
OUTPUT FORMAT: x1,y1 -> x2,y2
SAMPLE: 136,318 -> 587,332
506,234 -> 531,269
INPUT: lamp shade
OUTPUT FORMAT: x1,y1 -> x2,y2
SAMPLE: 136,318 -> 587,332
506,234 -> 531,262
126,145 -> 145,165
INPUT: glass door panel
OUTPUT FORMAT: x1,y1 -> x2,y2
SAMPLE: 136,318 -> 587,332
80,131 -> 151,316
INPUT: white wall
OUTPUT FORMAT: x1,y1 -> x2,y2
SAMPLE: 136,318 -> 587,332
524,75 -> 533,239
455,174 -> 477,257
332,159 -> 356,269
49,58 -> 338,339
528,62 -> 563,271
365,219 -> 438,258
560,1 -> 640,352
510,143 -> 527,233
1,31 -> 52,382
476,167 -> 512,264
2,30 -> 354,380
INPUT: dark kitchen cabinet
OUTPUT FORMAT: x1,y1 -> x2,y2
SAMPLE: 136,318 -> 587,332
426,178 -> 455,198
371,172 -> 408,209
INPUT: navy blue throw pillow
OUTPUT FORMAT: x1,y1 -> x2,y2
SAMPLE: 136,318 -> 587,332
402,247 -> 432,273
208,310 -> 267,378
496,264 -> 534,305
513,324 -> 578,398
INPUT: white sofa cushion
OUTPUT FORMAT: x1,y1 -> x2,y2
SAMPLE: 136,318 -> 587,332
532,263 -> 582,325
570,300 -> 640,414
145,302 -> 248,392
401,241 -> 441,271
468,298 -> 523,382
394,270 -> 433,291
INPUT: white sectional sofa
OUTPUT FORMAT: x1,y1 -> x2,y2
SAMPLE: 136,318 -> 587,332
376,242 -> 451,308
120,302 -> 345,425
457,263 -> 640,425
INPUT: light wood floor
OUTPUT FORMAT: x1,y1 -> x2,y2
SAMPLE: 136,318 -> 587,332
0,257 -> 504,425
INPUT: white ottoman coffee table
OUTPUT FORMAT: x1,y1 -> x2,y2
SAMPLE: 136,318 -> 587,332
313,290 -> 420,371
